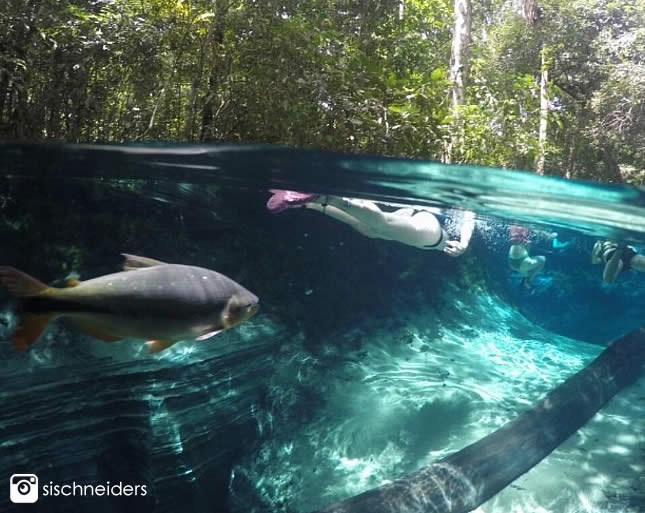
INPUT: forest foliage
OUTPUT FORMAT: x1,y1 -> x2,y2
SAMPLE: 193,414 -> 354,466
1,0 -> 644,182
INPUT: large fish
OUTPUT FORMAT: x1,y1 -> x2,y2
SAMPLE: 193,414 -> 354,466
0,254 -> 259,353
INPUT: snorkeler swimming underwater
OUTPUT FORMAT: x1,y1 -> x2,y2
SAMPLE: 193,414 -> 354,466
267,189 -> 475,256
591,240 -> 645,283
507,225 -> 549,287
0,254 -> 259,353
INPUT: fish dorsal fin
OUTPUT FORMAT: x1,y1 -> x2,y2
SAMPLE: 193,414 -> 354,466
0,266 -> 50,297
121,254 -> 167,272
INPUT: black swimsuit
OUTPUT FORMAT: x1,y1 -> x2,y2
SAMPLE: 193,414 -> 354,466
601,242 -> 637,271
407,209 -> 448,249
423,228 -> 445,249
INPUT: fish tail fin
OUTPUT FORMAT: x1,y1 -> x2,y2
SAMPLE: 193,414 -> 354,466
0,266 -> 50,297
0,267 -> 56,351
12,313 -> 53,351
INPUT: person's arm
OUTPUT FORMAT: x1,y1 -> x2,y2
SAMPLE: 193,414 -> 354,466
458,210 -> 475,248
603,244 -> 625,283
443,211 -> 475,257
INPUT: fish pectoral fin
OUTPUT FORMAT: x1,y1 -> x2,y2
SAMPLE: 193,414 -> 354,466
220,294 -> 241,329
12,313 -> 53,351
121,254 -> 168,272
66,318 -> 121,343
0,266 -> 50,297
146,340 -> 177,353
196,329 -> 224,341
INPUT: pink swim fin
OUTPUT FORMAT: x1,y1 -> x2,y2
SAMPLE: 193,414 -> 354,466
267,189 -> 318,213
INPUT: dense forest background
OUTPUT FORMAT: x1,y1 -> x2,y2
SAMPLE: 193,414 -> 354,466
1,0 -> 644,182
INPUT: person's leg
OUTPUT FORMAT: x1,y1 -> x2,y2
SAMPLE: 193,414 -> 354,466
508,245 -> 529,271
302,203 -> 370,235
603,255 -> 624,283
267,191 -> 384,236
520,255 -> 546,283
318,196 -> 390,228
307,196 -> 444,249
629,255 -> 645,272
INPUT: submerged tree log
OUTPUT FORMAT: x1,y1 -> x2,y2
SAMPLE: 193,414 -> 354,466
311,328 -> 645,513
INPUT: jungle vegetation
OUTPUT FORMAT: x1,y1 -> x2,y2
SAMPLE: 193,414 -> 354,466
1,0 -> 644,182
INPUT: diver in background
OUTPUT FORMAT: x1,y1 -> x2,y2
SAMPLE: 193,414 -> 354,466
267,190 -> 475,257
507,225 -> 551,287
591,240 -> 645,283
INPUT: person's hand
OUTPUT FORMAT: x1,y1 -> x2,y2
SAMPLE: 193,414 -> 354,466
443,240 -> 467,257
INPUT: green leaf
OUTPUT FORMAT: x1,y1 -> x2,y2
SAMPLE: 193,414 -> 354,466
194,12 -> 215,23
430,67 -> 445,82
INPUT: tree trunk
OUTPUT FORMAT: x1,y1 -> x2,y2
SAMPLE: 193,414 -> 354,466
0,70 -> 8,124
444,0 -> 472,164
45,48 -> 64,139
536,45 -> 548,175
600,146 -> 624,183
200,0 -> 227,142
184,37 -> 206,141
522,0 -> 548,175
70,68 -> 90,142
8,0 -> 45,139
565,139 -> 576,179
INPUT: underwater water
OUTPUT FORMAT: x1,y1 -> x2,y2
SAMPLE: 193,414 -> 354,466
0,143 -> 644,513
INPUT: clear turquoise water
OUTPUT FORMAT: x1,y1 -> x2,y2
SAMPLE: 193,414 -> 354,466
4,143 -> 645,241
0,143 -> 643,513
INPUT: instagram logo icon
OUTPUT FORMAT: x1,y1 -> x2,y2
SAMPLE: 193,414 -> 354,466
9,474 -> 39,503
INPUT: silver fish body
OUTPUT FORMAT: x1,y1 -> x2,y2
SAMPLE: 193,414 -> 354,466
0,256 -> 259,352
46,264 -> 259,341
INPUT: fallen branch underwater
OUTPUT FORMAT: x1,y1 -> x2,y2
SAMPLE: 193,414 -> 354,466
310,328 -> 645,513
